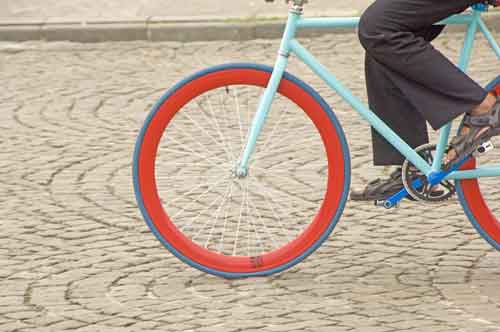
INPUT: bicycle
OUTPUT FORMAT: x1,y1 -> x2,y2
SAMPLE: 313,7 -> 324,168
133,0 -> 500,278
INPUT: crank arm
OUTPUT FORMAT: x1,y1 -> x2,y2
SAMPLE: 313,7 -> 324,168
382,155 -> 472,209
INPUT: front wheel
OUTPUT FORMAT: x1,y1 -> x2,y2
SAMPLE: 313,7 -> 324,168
133,63 -> 351,278
457,76 -> 500,250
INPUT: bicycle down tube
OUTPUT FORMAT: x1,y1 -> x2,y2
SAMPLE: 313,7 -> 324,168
237,5 -> 500,181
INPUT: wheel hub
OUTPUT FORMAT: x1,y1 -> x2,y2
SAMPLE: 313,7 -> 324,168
233,166 -> 249,179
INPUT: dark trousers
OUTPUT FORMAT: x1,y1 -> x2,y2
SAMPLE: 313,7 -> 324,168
358,0 -> 488,165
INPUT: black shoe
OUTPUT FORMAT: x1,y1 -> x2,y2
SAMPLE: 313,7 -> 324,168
351,167 -> 448,202
350,168 -> 405,202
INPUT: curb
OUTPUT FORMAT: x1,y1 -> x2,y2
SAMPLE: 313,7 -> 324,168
1,13 -> 499,43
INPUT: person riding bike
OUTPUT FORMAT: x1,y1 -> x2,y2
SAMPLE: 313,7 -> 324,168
351,0 -> 500,201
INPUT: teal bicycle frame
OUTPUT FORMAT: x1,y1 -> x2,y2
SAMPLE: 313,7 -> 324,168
237,4 -> 500,183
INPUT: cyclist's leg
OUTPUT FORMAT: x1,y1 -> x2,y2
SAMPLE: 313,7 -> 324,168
358,50 -> 465,200
358,0 -> 488,130
350,53 -> 430,201
368,24 -> 447,166
366,54 -> 429,166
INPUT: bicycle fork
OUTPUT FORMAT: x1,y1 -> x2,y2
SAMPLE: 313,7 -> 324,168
235,56 -> 289,178
236,7 -> 302,178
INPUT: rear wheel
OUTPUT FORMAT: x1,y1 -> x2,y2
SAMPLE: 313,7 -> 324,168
457,76 -> 500,250
133,63 -> 351,278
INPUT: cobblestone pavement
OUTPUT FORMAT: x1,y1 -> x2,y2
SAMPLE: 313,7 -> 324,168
1,30 -> 500,332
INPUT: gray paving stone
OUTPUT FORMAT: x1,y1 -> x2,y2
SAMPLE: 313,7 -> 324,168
1,32 -> 500,332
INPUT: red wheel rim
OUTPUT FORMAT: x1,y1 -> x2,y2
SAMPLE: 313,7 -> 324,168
458,81 -> 500,244
494,83 -> 500,97
137,68 -> 347,273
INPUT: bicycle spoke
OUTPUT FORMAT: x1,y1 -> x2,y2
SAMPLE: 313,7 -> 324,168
250,176 -> 318,223
217,183 -> 235,254
251,164 -> 325,174
174,176 -> 230,221
168,120 -> 230,165
178,108 -> 232,158
246,86 -> 252,143
157,158 -> 228,186
244,181 -> 251,256
165,177 -> 229,209
203,181 -> 235,249
232,86 -> 245,148
252,144 -> 324,174
252,126 -> 317,165
253,170 -> 316,191
219,89 -> 240,166
156,161 -> 227,168
238,86 -> 253,158
247,194 -> 278,250
180,182 -> 230,234
232,180 -> 247,256
240,180 -> 264,256
160,145 -> 227,167
160,173 -> 224,179
264,121 -> 312,152
248,177 -> 292,244
258,106 -> 288,155
195,96 -> 233,161
203,92 -> 237,163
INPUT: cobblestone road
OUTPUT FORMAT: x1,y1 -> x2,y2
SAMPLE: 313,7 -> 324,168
1,30 -> 500,332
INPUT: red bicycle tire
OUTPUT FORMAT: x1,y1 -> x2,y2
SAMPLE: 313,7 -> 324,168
133,64 -> 351,277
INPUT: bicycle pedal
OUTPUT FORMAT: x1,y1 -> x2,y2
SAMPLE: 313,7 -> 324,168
474,141 -> 494,157
374,200 -> 399,209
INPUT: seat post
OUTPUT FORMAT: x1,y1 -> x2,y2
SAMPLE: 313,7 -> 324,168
471,2 -> 489,11
288,0 -> 308,14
